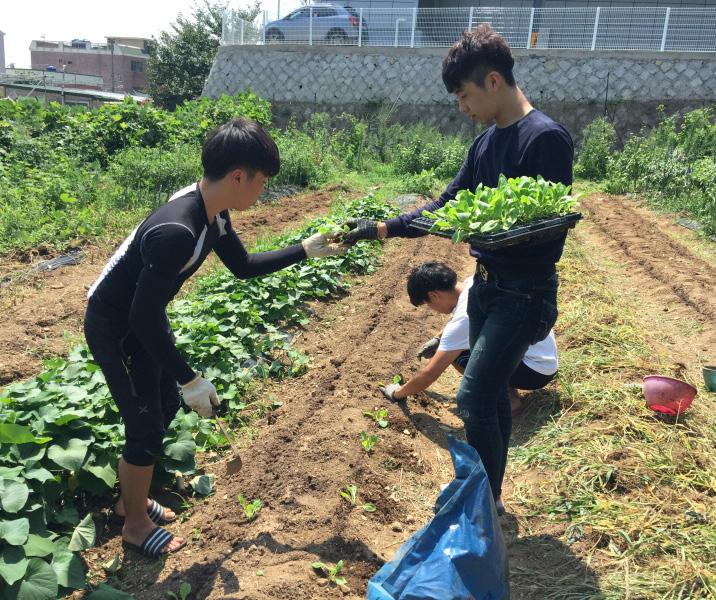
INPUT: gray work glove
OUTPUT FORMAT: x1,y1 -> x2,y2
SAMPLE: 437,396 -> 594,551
302,232 -> 348,258
343,218 -> 379,245
180,373 -> 220,418
380,383 -> 403,402
417,336 -> 441,360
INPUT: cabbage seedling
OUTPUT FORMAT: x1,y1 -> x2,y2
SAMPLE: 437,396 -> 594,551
312,560 -> 347,586
339,484 -> 377,513
237,494 -> 262,521
360,431 -> 378,453
364,408 -> 389,428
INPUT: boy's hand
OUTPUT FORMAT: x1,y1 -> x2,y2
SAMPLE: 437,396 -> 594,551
181,374 -> 220,417
302,232 -> 348,258
380,383 -> 404,402
343,219 -> 378,244
417,336 -> 441,359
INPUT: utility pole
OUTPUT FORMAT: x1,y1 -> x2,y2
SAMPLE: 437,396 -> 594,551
108,37 -> 115,92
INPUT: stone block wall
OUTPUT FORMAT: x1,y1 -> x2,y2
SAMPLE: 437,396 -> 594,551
204,44 -> 716,140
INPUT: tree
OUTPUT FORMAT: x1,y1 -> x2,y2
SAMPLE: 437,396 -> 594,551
148,0 -> 261,109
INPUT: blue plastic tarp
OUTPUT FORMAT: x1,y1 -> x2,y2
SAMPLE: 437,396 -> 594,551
367,437 -> 509,600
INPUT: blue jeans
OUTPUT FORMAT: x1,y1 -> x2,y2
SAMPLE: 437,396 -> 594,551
456,269 -> 559,499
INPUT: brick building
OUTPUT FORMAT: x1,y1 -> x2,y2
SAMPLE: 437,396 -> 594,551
30,37 -> 150,93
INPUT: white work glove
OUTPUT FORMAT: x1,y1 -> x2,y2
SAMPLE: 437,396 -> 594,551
180,373 -> 220,418
380,383 -> 403,402
417,336 -> 441,359
302,232 -> 348,259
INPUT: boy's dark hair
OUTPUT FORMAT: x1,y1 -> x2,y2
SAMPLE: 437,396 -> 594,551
202,117 -> 280,181
407,262 -> 458,306
442,23 -> 516,93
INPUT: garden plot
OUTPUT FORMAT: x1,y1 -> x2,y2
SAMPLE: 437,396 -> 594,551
80,192 -> 715,600
0,188 -> 341,386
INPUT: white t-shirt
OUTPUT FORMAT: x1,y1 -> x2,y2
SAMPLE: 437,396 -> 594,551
437,277 -> 473,353
437,276 -> 558,376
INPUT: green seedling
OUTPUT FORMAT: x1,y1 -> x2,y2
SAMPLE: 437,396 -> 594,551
102,554 -> 121,574
364,408 -> 389,428
237,494 -> 263,521
191,527 -> 201,542
340,484 -> 358,505
360,431 -> 379,453
312,559 -> 347,586
317,219 -> 349,242
339,484 -> 377,513
392,374 -> 404,385
424,175 -> 579,241
167,581 -> 191,600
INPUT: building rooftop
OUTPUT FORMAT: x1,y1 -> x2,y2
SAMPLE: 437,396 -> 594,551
0,81 -> 149,102
30,39 -> 149,57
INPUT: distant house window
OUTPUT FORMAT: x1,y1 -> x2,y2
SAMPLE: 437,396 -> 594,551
131,60 -> 144,73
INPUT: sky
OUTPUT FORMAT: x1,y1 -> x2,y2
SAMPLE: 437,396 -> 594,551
1,0 -> 301,68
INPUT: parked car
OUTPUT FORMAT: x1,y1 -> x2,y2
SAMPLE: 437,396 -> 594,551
264,4 -> 369,45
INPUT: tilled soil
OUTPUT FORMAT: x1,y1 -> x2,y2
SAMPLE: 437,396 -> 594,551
0,189 -> 340,386
579,193 -> 716,379
86,232 -> 474,599
30,190 -> 716,599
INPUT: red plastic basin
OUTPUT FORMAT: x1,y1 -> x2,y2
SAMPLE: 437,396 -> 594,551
642,375 -> 697,416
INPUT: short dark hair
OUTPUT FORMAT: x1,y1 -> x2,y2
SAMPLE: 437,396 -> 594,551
442,24 -> 516,93
201,117 -> 280,181
407,261 -> 458,306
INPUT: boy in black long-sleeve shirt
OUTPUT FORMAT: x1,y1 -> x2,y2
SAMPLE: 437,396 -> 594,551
85,118 -> 345,557
345,25 -> 574,510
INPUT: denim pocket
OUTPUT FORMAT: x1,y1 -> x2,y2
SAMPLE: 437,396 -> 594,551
533,299 -> 558,344
494,280 -> 532,300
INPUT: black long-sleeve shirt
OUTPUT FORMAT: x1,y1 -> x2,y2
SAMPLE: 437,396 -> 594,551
87,182 -> 306,384
385,109 -> 574,277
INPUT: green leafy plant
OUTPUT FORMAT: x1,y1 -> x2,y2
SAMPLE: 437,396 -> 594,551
575,117 -> 616,180
312,559 -> 347,586
360,432 -> 379,454
339,484 -> 376,513
167,581 -> 191,600
0,195 -> 399,593
424,175 -> 578,242
363,408 -> 389,428
237,494 -> 262,521
316,218 -> 349,241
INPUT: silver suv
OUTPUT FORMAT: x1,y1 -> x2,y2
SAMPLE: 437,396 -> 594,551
264,4 -> 368,45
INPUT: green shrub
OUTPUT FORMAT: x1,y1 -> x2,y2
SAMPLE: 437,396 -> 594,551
399,169 -> 441,196
272,124 -> 334,188
575,117 -> 616,180
393,128 -> 467,179
605,105 -> 716,234
107,145 -> 202,210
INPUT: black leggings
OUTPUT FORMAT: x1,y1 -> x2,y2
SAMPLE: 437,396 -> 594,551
84,305 -> 181,467
454,351 -> 556,390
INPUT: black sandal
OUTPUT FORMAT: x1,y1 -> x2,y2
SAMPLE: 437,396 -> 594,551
123,526 -> 186,558
111,499 -> 177,525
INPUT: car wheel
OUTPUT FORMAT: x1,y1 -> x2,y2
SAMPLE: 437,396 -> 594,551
326,29 -> 347,45
266,29 -> 285,43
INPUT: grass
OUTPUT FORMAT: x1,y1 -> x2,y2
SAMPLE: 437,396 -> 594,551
508,237 -> 716,599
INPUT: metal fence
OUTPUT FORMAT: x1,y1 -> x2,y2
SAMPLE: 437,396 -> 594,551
221,6 -> 716,51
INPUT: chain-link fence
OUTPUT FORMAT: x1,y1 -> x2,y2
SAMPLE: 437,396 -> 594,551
221,5 -> 716,52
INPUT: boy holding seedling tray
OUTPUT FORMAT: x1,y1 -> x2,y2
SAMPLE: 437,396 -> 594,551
344,25 -> 574,511
84,118 -> 345,558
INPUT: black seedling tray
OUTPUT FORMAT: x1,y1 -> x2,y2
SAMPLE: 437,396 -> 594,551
409,212 -> 582,250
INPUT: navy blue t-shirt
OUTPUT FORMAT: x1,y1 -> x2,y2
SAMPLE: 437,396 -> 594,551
385,109 -> 574,277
